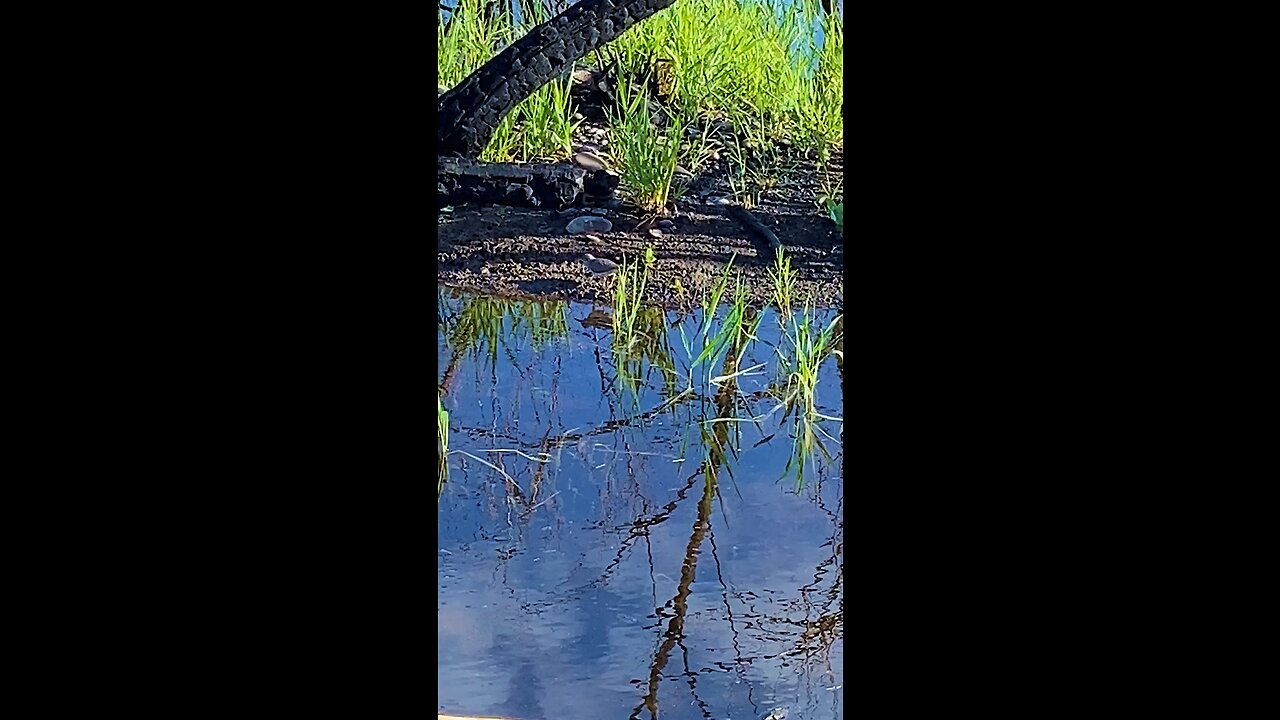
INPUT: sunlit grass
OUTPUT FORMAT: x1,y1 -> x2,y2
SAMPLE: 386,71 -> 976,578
827,200 -> 843,234
440,0 -> 578,163
772,303 -> 843,490
675,254 -> 764,390
609,246 -> 683,408
607,0 -> 842,154
608,81 -> 702,213
439,0 -> 843,174
768,247 -> 798,320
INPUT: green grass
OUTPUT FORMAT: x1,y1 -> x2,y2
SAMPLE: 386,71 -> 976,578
609,245 -> 672,408
768,246 -> 798,319
675,254 -> 764,390
773,303 -> 843,490
439,0 -> 579,163
606,0 -> 842,154
438,0 -> 843,178
827,201 -> 843,234
607,81 -> 704,213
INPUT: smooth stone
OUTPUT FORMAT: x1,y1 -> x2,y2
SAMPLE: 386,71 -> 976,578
566,216 -> 612,234
582,253 -> 620,277
573,152 -> 609,171
648,229 -> 663,238
658,220 -> 676,230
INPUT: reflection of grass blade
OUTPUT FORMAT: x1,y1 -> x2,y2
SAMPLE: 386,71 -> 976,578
452,450 -> 524,496
443,296 -> 571,374
437,392 -> 449,499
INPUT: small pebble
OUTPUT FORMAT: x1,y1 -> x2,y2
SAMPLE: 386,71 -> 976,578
648,229 -> 663,238
584,207 -> 608,216
479,267 -> 490,275
658,220 -> 676,230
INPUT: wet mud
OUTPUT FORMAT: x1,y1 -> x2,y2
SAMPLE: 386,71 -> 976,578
437,154 -> 845,309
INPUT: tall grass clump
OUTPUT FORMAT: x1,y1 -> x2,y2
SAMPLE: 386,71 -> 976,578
608,0 -> 843,156
437,0 -> 511,89
610,245 -> 655,341
676,255 -> 764,390
774,304 -> 843,490
514,74 -> 579,161
768,247 -> 798,319
602,248 -> 680,410
608,82 -> 697,213
786,2 -> 844,159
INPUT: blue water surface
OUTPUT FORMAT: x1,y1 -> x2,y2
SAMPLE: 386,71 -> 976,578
438,291 -> 843,720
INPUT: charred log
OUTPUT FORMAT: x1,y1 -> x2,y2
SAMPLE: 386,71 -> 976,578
438,157 -> 619,209
438,0 -> 681,157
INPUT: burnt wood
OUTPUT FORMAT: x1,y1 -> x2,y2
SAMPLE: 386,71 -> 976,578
438,157 -> 619,209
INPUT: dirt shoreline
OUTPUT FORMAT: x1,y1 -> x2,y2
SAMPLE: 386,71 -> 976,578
438,147 -> 844,310
437,199 -> 842,309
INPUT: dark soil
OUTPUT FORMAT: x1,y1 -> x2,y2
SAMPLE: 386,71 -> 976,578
437,70 -> 844,310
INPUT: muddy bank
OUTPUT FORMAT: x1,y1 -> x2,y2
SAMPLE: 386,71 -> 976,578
437,205 -> 841,310
437,153 -> 845,310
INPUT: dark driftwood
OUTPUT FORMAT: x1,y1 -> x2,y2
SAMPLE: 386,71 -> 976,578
725,205 -> 782,252
437,157 -> 619,209
438,0 -> 680,157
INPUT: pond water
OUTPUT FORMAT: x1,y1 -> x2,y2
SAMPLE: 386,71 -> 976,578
438,289 -> 843,720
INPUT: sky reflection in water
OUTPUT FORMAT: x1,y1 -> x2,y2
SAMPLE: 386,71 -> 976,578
439,290 -> 843,720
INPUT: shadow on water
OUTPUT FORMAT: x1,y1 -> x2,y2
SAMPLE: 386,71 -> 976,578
438,288 -> 842,720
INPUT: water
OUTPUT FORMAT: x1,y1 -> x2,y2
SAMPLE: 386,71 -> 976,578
438,291 -> 843,720
440,0 -> 844,58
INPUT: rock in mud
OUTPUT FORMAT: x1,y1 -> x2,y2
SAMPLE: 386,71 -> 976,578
573,151 -> 609,171
566,215 -> 612,234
